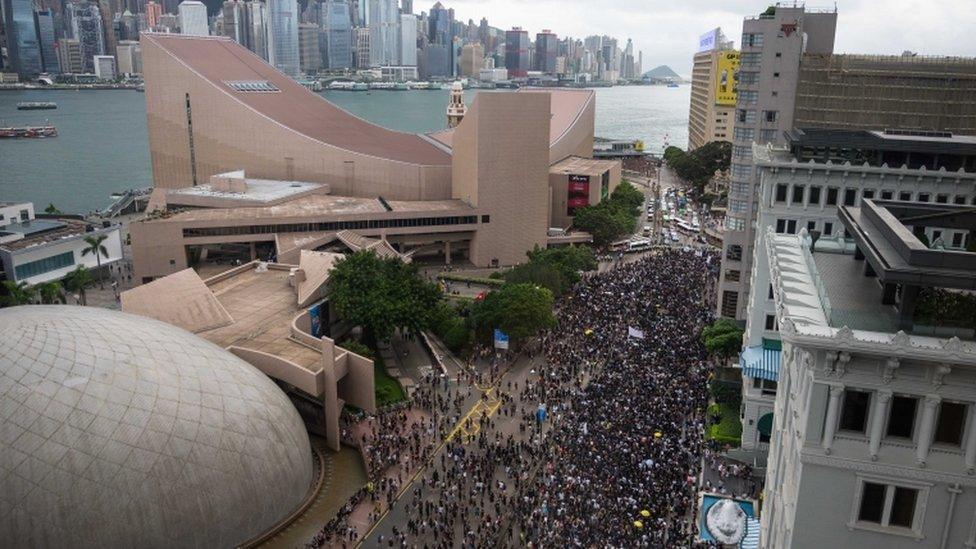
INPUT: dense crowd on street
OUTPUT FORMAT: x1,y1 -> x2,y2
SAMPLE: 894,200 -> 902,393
307,248 -> 721,547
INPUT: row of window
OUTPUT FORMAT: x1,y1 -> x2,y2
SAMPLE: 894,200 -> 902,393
740,52 -> 761,66
738,90 -> 759,105
14,251 -> 75,280
742,32 -> 764,47
773,183 -> 975,209
840,389 -> 967,446
182,216 -> 482,238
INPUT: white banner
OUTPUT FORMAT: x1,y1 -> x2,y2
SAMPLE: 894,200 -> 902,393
628,326 -> 645,339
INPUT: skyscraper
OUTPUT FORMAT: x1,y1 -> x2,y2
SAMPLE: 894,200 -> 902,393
145,1 -> 162,29
367,0 -> 397,67
57,38 -> 85,73
2,0 -> 43,78
35,9 -> 59,74
427,1 -> 450,46
458,42 -> 482,77
687,28 -> 736,150
268,0 -> 300,77
535,29 -> 557,75
321,0 -> 352,69
355,26 -> 370,68
221,0 -> 246,44
298,23 -> 321,74
68,1 -> 106,73
504,27 -> 529,78
247,0 -> 268,60
400,0 -> 411,15
178,0 -> 209,36
399,13 -> 417,66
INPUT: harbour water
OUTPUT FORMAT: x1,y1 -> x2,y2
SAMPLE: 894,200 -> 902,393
0,85 -> 689,214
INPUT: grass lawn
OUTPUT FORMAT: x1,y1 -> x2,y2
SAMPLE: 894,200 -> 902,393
707,402 -> 742,447
373,355 -> 407,407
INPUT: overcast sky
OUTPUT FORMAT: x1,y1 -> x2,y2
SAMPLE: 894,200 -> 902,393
439,0 -> 976,76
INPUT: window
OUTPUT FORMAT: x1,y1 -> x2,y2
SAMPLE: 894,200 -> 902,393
771,90 -> 778,97
775,184 -> 789,202
881,190 -> 893,200
20,209 -> 29,221
856,481 -> 922,532
721,291 -> 739,317
917,193 -> 930,203
826,187 -> 839,206
740,52 -> 761,66
726,245 -> 742,261
934,401 -> 966,445
730,181 -> 751,196
481,215 -> 490,223
734,127 -> 756,140
886,396 -> 918,439
760,129 -> 779,142
807,221 -> 817,232
732,145 -> 752,160
936,194 -> 949,204
954,195 -> 967,205
765,314 -> 776,330
725,269 -> 741,282
739,71 -> 759,85
775,52 -> 782,58
791,185 -> 805,205
899,191 -> 912,201
739,90 -> 759,105
13,251 -> 75,280
808,186 -> 822,205
731,163 -> 752,179
737,109 -> 757,123
764,110 -> 778,123
953,233 -> 965,249
773,71 -> 780,77
840,390 -> 871,433
786,220 -> 797,234
726,216 -> 746,231
768,284 -> 774,299
844,188 -> 857,206
742,32 -> 764,47
775,219 -> 786,233
753,378 -> 778,394
729,199 -> 748,213
862,189 -> 875,200
824,222 -> 833,236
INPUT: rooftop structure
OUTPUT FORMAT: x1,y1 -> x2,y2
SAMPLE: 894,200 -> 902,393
786,128 -> 976,172
0,306 -> 314,547
122,257 -> 376,451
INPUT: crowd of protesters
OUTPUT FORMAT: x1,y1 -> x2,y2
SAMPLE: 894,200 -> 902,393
309,248 -> 721,547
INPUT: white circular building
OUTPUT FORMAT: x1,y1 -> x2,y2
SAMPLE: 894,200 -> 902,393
0,306 -> 314,548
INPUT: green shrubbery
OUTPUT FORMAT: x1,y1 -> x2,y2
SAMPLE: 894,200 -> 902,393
571,180 -> 645,247
664,142 -> 731,195
707,402 -> 743,447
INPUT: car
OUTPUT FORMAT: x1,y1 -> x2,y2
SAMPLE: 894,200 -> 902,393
642,225 -> 652,235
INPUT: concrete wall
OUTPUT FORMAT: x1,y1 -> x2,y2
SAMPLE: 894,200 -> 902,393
4,225 -> 123,285
141,35 -> 452,200
451,92 -> 551,266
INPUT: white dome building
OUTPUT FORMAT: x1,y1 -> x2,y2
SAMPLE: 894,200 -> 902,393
0,306 -> 314,548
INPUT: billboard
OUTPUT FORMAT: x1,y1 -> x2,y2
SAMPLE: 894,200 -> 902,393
715,51 -> 739,107
698,28 -> 720,53
567,174 -> 590,216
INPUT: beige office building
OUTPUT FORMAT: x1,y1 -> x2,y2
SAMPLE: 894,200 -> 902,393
688,28 -> 737,151
133,34 -> 614,282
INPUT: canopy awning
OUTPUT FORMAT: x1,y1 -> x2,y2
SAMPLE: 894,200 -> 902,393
740,345 -> 781,382
757,413 -> 774,437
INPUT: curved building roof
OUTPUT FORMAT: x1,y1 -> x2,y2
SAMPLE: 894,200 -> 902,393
142,33 -> 451,166
0,306 -> 313,548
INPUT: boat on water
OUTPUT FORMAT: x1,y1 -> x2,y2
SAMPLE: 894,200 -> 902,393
393,82 -> 409,91
16,101 -> 58,110
0,125 -> 58,138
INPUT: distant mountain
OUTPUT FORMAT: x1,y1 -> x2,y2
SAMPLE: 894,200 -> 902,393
642,65 -> 681,81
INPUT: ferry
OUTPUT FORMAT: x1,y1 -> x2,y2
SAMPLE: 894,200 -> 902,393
408,81 -> 430,90
0,125 -> 58,138
17,101 -> 58,110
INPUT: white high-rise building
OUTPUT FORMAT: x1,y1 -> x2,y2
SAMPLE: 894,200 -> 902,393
93,54 -> 116,79
398,13 -> 416,66
178,0 -> 209,36
247,0 -> 268,61
267,0 -> 300,78
366,0 -> 396,66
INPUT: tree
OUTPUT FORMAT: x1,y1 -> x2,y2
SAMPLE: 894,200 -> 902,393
35,281 -> 65,304
609,180 -> 645,217
572,201 -> 635,248
1,280 -> 35,307
329,251 -> 442,343
472,283 -> 555,344
43,203 -> 62,215
503,245 -> 597,296
82,234 -> 110,275
701,318 -> 744,362
64,265 -> 94,306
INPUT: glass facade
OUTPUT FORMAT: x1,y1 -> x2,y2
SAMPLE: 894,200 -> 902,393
2,0 -> 43,77
14,251 -> 75,280
268,0 -> 300,77
321,0 -> 352,69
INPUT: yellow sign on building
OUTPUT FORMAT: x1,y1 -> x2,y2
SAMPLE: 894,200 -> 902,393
715,51 -> 740,106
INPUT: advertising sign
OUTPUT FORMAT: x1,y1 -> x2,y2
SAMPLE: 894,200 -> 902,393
493,329 -> 510,350
567,174 -> 590,216
698,28 -> 720,53
309,303 -> 322,338
715,51 -> 740,107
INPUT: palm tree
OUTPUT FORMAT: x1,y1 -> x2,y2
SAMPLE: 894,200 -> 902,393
35,281 -> 65,304
64,266 -> 94,306
1,280 -> 35,307
82,234 -> 110,287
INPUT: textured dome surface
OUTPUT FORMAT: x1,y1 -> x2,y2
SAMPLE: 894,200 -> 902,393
0,306 -> 313,548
